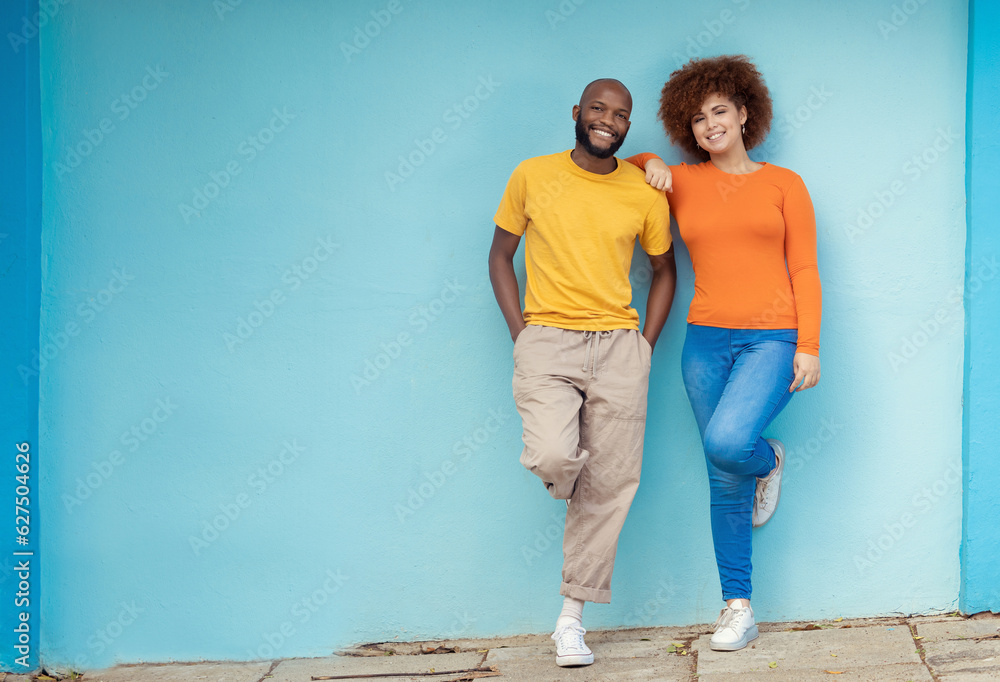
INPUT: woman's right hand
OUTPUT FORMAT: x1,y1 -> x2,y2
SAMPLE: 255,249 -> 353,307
644,157 -> 673,192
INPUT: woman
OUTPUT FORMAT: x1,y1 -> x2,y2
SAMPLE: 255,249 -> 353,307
628,55 -> 821,651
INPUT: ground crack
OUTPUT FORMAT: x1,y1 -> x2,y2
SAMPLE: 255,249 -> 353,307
908,620 -> 941,682
254,659 -> 280,682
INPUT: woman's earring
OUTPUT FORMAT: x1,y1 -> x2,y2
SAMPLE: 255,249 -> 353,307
742,124 -> 746,134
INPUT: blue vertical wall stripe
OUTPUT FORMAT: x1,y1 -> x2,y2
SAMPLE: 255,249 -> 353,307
0,0 -> 41,672
961,0 -> 1000,614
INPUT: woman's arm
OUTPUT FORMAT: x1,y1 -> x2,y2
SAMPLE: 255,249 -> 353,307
784,176 -> 822,391
626,154 -> 673,192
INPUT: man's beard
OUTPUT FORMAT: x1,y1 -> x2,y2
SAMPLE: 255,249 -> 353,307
574,116 -> 627,159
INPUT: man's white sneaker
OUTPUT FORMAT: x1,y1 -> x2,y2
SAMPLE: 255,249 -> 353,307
710,605 -> 759,651
552,622 -> 594,667
752,438 -> 785,527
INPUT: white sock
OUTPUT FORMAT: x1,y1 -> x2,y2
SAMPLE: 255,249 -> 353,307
556,596 -> 585,628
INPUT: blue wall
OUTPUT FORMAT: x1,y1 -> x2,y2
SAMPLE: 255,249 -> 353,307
961,0 -> 1000,614
0,0 -> 41,672
36,0 -> 970,670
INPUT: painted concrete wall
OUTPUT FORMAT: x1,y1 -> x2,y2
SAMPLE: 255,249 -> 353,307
1,0 -> 41,671
37,0 -> 969,670
961,0 -> 1000,614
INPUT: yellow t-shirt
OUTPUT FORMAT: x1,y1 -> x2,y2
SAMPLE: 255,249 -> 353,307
494,150 -> 671,331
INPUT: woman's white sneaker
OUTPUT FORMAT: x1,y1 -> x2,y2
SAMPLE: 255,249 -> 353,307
552,622 -> 594,667
753,438 -> 785,527
710,605 -> 759,651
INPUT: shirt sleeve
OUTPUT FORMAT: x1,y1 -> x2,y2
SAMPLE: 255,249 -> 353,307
639,191 -> 671,256
784,176 -> 822,355
493,163 -> 528,236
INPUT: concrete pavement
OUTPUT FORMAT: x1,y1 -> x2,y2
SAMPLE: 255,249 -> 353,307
6,612 -> 999,681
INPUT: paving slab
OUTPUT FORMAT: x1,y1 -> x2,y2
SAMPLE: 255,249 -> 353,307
694,624 -> 928,681
80,661 -> 272,682
269,652 -> 484,681
485,656 -> 692,681
916,616 -> 1000,680
484,638 -> 693,663
483,631 -> 694,681
916,616 -> 1000,640
695,663 -> 932,681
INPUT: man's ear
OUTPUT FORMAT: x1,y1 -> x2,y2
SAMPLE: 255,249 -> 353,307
572,104 -> 580,121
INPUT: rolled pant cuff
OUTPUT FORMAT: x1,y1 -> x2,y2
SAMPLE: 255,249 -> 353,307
561,581 -> 611,604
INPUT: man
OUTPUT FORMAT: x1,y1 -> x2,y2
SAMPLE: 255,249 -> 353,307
488,78 -> 676,667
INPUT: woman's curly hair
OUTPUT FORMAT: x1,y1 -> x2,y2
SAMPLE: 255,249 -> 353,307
658,55 -> 773,160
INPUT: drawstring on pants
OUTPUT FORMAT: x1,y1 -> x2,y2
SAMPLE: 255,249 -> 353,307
581,330 -> 613,378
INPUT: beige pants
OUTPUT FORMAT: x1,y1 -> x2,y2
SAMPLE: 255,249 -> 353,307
513,324 -> 651,603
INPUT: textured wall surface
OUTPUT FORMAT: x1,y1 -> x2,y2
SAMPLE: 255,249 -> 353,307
36,0 -> 969,669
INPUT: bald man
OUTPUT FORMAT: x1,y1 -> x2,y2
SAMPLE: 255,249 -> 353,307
489,79 -> 676,667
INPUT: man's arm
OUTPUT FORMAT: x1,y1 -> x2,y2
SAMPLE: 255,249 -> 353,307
488,226 -> 527,342
642,247 -> 677,351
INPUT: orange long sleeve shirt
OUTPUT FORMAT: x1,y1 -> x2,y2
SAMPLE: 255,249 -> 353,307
628,154 -> 821,355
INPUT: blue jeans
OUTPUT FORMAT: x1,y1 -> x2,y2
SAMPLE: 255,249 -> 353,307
681,324 -> 797,600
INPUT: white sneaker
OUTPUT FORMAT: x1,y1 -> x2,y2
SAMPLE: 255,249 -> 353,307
710,605 -> 759,651
752,439 -> 785,527
552,622 -> 594,667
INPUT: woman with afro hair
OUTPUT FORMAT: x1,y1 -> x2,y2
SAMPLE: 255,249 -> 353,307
628,55 -> 821,652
